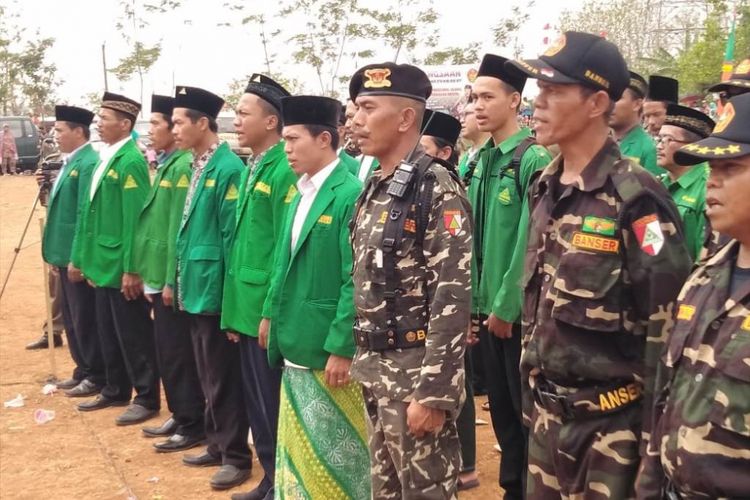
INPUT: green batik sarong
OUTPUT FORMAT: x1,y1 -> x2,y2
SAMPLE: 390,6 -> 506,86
275,367 -> 371,500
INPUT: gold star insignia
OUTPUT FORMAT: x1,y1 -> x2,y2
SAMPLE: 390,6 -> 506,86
727,145 -> 741,153
712,147 -> 726,155
682,143 -> 699,151
697,146 -> 711,154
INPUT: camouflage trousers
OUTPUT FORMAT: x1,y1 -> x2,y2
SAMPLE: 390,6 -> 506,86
527,400 -> 642,499
362,387 -> 461,500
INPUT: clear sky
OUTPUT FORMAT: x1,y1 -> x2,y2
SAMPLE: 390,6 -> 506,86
10,0 -> 585,110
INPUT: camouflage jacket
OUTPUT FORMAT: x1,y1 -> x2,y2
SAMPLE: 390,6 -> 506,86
349,152 -> 473,412
520,139 -> 692,443
637,240 -> 750,499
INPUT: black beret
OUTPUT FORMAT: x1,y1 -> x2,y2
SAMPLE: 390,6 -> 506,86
674,93 -> 750,165
244,73 -> 291,112
506,31 -> 629,100
647,75 -> 679,103
151,94 -> 175,117
349,62 -> 432,102
280,95 -> 340,128
174,86 -> 224,119
477,53 -> 526,93
707,57 -> 750,93
421,110 -> 461,147
101,92 -> 141,120
664,104 -> 715,139
628,71 -> 648,98
55,105 -> 95,127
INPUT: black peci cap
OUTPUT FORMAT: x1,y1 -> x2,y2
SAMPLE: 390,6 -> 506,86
477,53 -> 527,93
421,110 -> 461,147
151,94 -> 175,117
664,104 -> 715,139
647,75 -> 679,103
628,71 -> 648,98
244,73 -> 291,112
674,93 -> 750,165
506,31 -> 629,100
707,58 -> 750,93
349,62 -> 432,102
280,95 -> 341,128
55,105 -> 95,127
101,92 -> 141,120
174,86 -> 224,119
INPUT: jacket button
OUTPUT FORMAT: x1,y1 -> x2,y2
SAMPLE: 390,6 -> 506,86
710,320 -> 721,330
543,274 -> 551,282
387,338 -> 394,346
387,330 -> 395,337
694,373 -> 703,383
549,231 -> 557,241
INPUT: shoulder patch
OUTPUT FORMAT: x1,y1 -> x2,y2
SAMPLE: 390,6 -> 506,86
177,174 -> 190,188
571,232 -> 620,253
498,187 -> 512,205
159,179 -> 172,188
677,304 -> 696,321
205,178 -> 216,188
69,169 -> 79,178
742,316 -> 750,331
107,170 -> 119,180
124,175 -> 138,189
582,216 -> 616,236
284,184 -> 298,203
225,183 -> 239,200
318,214 -> 332,225
632,213 -> 665,256
255,181 -> 271,195
443,210 -> 465,236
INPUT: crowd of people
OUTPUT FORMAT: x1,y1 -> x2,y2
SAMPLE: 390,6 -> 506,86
22,28 -> 750,499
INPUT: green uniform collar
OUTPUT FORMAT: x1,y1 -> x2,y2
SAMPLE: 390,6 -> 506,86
663,162 -> 708,191
485,127 -> 533,156
618,124 -> 647,146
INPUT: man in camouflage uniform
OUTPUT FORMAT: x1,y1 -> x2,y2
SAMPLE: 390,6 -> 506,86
348,62 -> 473,499
637,93 -> 750,500
507,31 -> 692,499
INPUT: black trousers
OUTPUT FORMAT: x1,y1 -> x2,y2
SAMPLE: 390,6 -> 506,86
456,350 -> 476,473
239,335 -> 282,493
189,314 -> 250,469
152,294 -> 204,437
479,317 -> 528,500
57,267 -> 105,385
95,287 -> 160,409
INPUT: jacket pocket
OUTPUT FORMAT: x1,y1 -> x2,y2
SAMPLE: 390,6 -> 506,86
708,326 -> 750,437
238,267 -> 269,285
550,251 -> 622,332
189,245 -> 220,261
97,235 -> 122,249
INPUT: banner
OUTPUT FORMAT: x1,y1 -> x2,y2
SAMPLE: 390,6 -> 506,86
423,64 -> 480,118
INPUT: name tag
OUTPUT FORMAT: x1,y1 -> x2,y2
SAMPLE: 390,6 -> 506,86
318,215 -> 332,225
677,304 -> 696,321
598,383 -> 641,411
255,181 -> 271,194
571,232 -> 619,253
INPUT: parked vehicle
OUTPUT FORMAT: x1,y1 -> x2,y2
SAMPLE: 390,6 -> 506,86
0,116 -> 41,171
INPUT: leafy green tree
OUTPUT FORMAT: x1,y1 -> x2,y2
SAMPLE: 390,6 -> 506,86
493,2 -> 534,58
361,0 -> 439,62
424,43 -> 481,65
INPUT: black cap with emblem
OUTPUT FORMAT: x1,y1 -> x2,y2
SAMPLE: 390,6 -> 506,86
647,75 -> 678,103
151,94 -> 175,117
674,93 -> 750,165
173,86 -> 224,119
505,31 -> 629,100
349,62 -> 432,102
280,95 -> 340,128
477,53 -> 527,93
244,73 -> 291,112
664,104 -> 715,139
55,105 -> 95,127
421,110 -> 461,147
707,57 -> 750,94
101,92 -> 141,121
628,71 -> 648,99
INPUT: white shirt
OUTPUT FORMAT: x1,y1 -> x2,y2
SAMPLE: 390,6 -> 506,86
51,141 -> 90,198
90,136 -> 131,200
356,155 -> 376,182
290,158 -> 338,251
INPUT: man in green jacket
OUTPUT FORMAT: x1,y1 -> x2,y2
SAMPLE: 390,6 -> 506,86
611,72 -> 661,176
469,53 -> 552,500
171,86 -> 250,491
263,94 -> 369,500
41,105 -> 104,398
222,74 -> 295,500
73,93 -> 160,427
132,94 -> 205,452
655,104 -> 715,261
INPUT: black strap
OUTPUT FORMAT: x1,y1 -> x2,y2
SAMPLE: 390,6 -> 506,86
508,136 -> 537,198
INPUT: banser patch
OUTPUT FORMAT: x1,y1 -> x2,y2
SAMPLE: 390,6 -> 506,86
363,68 -> 392,89
582,216 -> 616,236
632,214 -> 665,256
443,210 -> 464,236
598,383 -> 641,411
571,232 -> 619,253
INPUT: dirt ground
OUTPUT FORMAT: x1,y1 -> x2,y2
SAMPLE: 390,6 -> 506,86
0,175 -> 504,500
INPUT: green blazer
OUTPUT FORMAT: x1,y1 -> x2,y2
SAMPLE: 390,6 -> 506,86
72,139 -> 150,289
265,161 -> 363,369
221,141 -> 298,336
174,142 -> 242,314
619,125 -> 662,176
338,148 -> 359,176
42,143 -> 98,267
133,149 -> 193,290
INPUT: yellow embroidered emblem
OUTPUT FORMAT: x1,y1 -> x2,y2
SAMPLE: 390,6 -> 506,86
177,174 -> 190,188
225,183 -> 239,200
205,179 -> 216,188
498,188 -> 512,205
598,383 -> 641,411
318,215 -> 332,225
377,211 -> 388,224
178,87 -> 187,95
363,68 -> 392,89
124,175 -> 138,189
677,304 -> 695,321
284,185 -> 298,203
159,180 -> 172,188
727,145 -> 742,154
571,232 -> 619,254
680,195 -> 696,204
255,181 -> 271,194
713,103 -> 735,134
741,316 -> 750,331
70,170 -> 79,177
543,34 -> 567,57
106,170 -> 119,179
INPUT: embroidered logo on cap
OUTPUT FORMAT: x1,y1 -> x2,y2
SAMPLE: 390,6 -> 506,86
178,87 -> 187,95
713,103 -> 735,134
544,35 -> 567,57
363,68 -> 392,89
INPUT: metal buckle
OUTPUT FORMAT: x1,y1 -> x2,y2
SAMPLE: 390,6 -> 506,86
535,388 -> 574,420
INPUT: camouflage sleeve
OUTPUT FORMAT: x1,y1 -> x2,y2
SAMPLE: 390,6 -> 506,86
621,194 -> 691,453
411,172 -> 473,411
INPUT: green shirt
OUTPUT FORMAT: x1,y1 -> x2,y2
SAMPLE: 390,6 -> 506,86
467,128 -> 552,321
619,125 -> 661,176
659,163 -> 708,262
457,147 -> 481,186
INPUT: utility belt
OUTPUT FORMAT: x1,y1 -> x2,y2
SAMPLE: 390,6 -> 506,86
353,325 -> 427,351
532,375 -> 643,421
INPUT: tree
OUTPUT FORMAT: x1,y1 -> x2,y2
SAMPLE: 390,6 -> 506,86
492,1 -> 534,58
361,0 -> 439,63
424,43 -> 481,65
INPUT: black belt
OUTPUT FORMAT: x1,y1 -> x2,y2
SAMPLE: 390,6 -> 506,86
353,325 -> 427,351
532,376 -> 643,421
